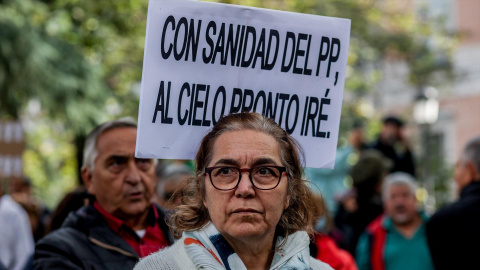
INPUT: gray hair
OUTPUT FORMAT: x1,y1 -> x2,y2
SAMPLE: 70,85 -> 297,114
461,136 -> 480,174
382,172 -> 417,201
82,117 -> 137,171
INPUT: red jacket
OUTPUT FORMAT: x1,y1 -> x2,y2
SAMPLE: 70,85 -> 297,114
364,215 -> 387,270
313,233 -> 358,270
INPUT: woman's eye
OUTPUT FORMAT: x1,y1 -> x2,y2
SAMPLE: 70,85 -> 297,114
213,167 -> 236,177
258,167 -> 272,175
220,168 -> 233,174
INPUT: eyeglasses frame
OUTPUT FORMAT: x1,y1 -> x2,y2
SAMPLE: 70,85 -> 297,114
204,165 -> 287,191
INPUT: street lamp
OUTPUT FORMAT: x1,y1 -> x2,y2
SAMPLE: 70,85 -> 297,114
414,86 -> 439,212
414,86 -> 439,124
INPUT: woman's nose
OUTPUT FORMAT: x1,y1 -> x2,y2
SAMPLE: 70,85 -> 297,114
234,172 -> 255,198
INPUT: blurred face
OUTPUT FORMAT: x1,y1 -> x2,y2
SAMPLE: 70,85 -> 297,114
381,123 -> 400,144
203,130 -> 290,244
348,127 -> 364,148
82,127 -> 155,220
454,159 -> 475,193
384,184 -> 417,225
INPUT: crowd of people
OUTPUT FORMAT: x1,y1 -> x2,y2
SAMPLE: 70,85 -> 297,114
0,112 -> 479,269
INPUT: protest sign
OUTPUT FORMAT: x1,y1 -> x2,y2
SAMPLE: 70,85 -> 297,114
136,0 -> 350,168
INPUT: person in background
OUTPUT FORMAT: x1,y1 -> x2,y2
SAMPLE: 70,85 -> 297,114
305,122 -> 367,215
426,136 -> 480,269
45,186 -> 89,234
10,177 -> 50,242
34,118 -> 173,270
153,162 -> 193,210
370,116 -> 415,176
135,112 -> 332,269
310,193 -> 358,270
334,150 -> 390,255
356,172 -> 434,270
0,178 -> 34,270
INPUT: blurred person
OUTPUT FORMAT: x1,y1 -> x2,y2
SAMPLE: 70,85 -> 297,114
153,162 -> 193,209
356,172 -> 434,270
34,118 -> 173,270
0,179 -> 35,270
370,116 -> 415,176
426,136 -> 480,269
306,122 -> 367,214
309,193 -> 358,270
135,112 -> 332,269
334,150 -> 390,255
45,187 -> 89,234
10,177 -> 50,242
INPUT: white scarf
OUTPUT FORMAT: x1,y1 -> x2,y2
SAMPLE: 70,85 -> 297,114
182,223 -> 313,270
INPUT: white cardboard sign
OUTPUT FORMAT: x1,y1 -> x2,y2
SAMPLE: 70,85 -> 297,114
136,0 -> 351,168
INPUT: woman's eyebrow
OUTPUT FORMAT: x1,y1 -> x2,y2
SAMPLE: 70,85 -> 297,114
252,157 -> 277,167
213,158 -> 239,167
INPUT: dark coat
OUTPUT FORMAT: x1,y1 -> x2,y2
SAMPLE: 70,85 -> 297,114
426,181 -> 480,270
34,204 -> 173,270
370,138 -> 415,176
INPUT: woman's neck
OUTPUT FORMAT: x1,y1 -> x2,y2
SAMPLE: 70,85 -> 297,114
223,232 -> 276,270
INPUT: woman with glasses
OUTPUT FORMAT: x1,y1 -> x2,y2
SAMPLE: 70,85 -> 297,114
135,112 -> 332,270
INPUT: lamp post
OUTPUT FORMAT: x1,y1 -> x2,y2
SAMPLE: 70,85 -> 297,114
414,86 -> 439,212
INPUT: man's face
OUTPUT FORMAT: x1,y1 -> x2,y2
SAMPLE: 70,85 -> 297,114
381,123 -> 400,145
384,184 -> 417,225
349,128 -> 364,148
83,127 -> 155,220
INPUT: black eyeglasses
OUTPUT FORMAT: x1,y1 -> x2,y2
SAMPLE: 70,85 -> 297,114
204,166 -> 287,191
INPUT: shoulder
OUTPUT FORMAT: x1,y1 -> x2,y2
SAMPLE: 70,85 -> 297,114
366,215 -> 386,233
429,200 -> 468,225
36,226 -> 87,253
34,227 -> 90,269
310,257 -> 334,270
135,240 -> 192,270
0,195 -> 27,218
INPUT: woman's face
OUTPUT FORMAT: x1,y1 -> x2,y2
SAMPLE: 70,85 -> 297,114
203,130 -> 290,244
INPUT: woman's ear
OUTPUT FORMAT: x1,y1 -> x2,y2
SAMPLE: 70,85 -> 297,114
284,194 -> 290,210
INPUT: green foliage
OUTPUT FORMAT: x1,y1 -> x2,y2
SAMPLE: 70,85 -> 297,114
0,0 -> 109,132
0,0 -> 111,206
23,118 -> 78,207
44,0 -> 150,117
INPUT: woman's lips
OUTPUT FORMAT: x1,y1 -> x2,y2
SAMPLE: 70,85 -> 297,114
231,208 -> 260,214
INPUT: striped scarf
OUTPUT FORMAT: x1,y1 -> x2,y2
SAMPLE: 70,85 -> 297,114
183,223 -> 313,270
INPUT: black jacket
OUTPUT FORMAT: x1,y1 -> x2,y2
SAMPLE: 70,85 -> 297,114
370,138 -> 415,176
34,204 -> 173,270
426,181 -> 480,270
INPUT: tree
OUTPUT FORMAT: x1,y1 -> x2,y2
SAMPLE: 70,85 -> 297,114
1,0 -> 110,205
0,0 -> 109,128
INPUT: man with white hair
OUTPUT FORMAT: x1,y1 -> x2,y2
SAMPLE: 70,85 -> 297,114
356,172 -> 434,270
34,118 -> 173,269
427,136 -> 480,270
